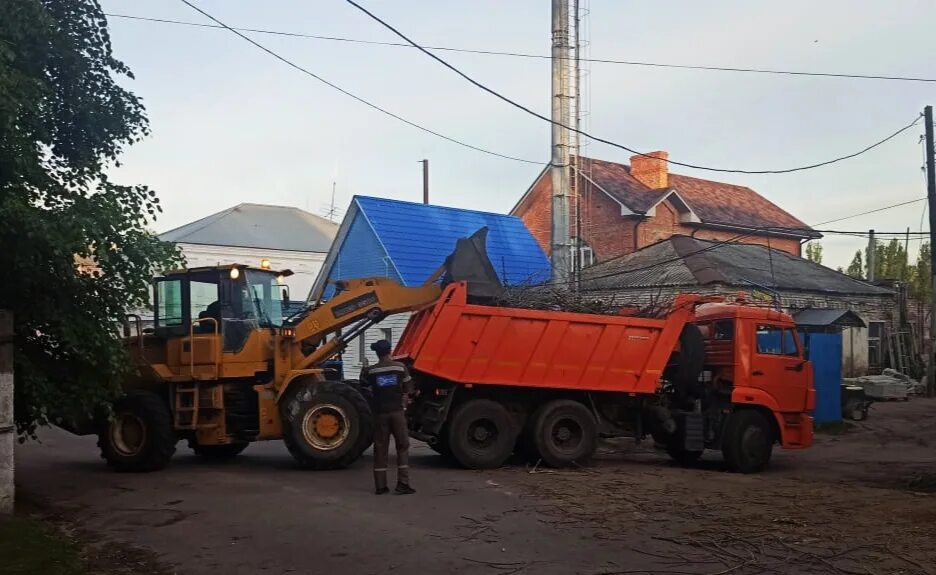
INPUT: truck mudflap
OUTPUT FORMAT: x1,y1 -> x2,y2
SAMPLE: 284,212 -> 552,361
778,412 -> 813,449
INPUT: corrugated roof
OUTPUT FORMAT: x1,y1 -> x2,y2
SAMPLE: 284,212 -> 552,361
159,203 -> 338,252
355,196 -> 550,286
794,308 -> 867,328
582,235 -> 892,296
580,157 -> 815,237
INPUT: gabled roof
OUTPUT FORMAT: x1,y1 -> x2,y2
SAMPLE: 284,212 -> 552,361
159,203 -> 338,253
516,157 -> 816,238
310,196 -> 550,299
582,235 -> 891,296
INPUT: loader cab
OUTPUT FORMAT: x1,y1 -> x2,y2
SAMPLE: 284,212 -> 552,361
152,265 -> 293,370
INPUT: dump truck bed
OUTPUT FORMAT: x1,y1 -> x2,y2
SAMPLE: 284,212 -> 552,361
395,283 -> 703,394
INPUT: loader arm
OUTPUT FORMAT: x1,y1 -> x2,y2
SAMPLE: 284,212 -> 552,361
285,273 -> 443,374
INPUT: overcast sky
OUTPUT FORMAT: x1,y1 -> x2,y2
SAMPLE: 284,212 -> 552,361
101,0 -> 936,269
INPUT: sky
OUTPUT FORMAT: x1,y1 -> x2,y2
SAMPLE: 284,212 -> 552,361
100,0 -> 936,270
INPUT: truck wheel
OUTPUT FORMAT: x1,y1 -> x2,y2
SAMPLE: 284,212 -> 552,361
98,392 -> 176,472
188,440 -> 249,459
447,399 -> 515,469
281,380 -> 374,470
722,410 -> 773,473
666,446 -> 703,466
531,400 -> 597,468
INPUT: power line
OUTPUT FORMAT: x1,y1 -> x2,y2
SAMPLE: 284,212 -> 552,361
104,13 -> 936,84
343,0 -> 923,175
172,2 -> 541,165
812,197 -> 926,226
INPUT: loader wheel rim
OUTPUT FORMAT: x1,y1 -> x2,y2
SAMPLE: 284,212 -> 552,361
301,404 -> 350,451
111,413 -> 147,457
551,418 -> 583,452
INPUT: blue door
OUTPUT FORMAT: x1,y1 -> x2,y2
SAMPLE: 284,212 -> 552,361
799,331 -> 842,423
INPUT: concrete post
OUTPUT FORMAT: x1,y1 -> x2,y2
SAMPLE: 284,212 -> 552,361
0,310 -> 13,514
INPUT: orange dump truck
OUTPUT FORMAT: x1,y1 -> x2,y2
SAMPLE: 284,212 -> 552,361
397,282 -> 814,473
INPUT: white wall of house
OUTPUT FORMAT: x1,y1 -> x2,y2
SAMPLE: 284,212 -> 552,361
178,243 -> 327,301
340,314 -> 412,378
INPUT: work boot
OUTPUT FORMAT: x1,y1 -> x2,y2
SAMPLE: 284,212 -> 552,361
394,483 -> 416,495
374,470 -> 388,495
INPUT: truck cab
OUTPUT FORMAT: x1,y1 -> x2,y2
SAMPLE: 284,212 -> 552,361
694,303 -> 815,455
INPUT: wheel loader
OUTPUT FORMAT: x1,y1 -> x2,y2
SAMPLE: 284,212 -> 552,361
61,250 -> 463,471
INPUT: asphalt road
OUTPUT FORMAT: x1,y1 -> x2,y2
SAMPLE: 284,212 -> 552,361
16,429 -> 664,575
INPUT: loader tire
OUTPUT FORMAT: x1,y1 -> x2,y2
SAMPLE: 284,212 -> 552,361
447,399 -> 515,469
98,392 -> 176,473
722,409 -> 773,473
281,380 -> 373,470
531,400 -> 597,468
189,440 -> 248,459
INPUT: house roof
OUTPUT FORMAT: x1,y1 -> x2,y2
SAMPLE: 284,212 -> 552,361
794,308 -> 867,328
309,196 -> 551,299
159,203 -> 338,253
567,157 -> 815,237
356,196 -> 550,285
581,235 -> 892,296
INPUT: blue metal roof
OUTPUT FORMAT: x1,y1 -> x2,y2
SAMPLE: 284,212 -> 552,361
354,196 -> 550,286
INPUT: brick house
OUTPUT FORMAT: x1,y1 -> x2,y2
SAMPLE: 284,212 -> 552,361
512,152 -> 820,265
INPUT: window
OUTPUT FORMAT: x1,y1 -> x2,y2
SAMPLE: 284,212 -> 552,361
380,327 -> 392,343
714,320 -> 734,341
191,280 -> 220,321
756,325 -> 799,356
244,269 -> 286,327
156,280 -> 183,327
868,321 -> 884,368
572,237 -> 595,269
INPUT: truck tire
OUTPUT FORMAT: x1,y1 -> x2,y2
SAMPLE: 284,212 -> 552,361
188,440 -> 249,459
98,392 -> 176,472
447,399 -> 515,469
722,409 -> 773,473
665,325 -> 705,391
531,400 -> 598,468
281,380 -> 374,470
666,446 -> 703,466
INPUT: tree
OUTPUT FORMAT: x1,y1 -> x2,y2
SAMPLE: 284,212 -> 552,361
805,242 -> 823,264
0,1 -> 181,435
911,242 -> 932,302
846,251 -> 864,279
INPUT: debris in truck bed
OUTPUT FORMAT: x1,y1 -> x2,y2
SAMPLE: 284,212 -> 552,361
489,284 -> 669,317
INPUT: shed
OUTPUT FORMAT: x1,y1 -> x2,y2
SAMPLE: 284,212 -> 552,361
310,196 -> 550,373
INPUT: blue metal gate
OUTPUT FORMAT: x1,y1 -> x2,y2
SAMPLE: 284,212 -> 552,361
800,331 -> 842,423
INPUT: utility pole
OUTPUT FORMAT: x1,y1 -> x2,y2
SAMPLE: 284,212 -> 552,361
550,0 -> 572,284
924,105 -> 936,397
419,159 -> 429,205
867,229 -> 876,283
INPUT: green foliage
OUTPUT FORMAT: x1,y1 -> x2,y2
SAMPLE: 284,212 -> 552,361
911,242 -> 932,302
0,0 -> 182,435
805,242 -> 823,264
846,251 -> 864,279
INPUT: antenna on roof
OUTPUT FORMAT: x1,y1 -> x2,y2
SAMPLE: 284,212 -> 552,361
322,181 -> 339,222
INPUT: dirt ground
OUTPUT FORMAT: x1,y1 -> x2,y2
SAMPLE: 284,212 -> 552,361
497,398 -> 936,575
14,399 -> 936,575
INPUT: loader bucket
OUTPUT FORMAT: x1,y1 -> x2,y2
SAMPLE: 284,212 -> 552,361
441,227 -> 504,300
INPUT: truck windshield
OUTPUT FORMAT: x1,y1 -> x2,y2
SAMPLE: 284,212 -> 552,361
244,270 -> 288,328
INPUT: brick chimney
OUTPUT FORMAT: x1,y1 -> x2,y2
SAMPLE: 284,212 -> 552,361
629,151 -> 669,189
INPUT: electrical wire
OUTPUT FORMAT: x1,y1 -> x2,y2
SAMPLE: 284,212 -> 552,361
344,0 -> 923,175
812,197 -> 926,226
104,13 -> 936,84
173,1 -> 542,165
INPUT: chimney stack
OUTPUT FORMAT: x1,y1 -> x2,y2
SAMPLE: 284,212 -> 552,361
630,151 -> 669,189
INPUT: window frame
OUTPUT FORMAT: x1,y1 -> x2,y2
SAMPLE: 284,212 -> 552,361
755,324 -> 800,357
